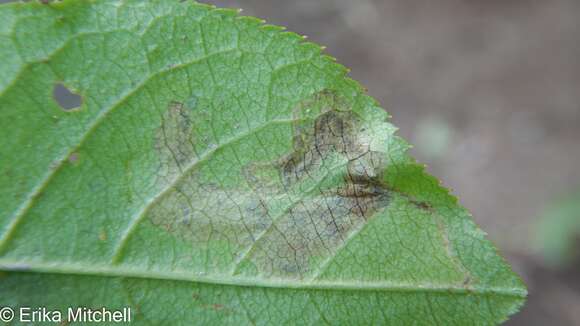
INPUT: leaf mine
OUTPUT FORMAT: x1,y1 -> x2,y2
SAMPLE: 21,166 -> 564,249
150,91 -> 391,279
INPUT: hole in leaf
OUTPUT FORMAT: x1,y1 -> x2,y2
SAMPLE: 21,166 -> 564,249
53,83 -> 82,111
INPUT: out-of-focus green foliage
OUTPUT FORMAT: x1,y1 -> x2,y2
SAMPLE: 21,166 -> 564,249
535,191 -> 580,266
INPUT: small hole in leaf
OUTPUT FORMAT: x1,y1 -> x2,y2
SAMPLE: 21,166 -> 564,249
53,83 -> 82,111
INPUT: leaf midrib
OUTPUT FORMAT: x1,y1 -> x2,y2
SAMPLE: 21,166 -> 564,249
0,259 -> 526,297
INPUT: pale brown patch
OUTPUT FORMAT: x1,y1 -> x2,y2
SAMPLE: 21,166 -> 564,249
154,101 -> 195,185
148,91 -> 391,279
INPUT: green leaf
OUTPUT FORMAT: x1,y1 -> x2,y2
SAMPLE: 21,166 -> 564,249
535,191 -> 580,266
0,0 -> 526,324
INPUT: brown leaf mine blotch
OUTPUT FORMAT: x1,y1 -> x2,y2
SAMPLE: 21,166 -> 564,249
237,91 -> 391,278
148,91 -> 391,279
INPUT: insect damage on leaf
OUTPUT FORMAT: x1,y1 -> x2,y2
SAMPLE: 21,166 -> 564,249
52,83 -> 82,111
154,101 -> 196,185
148,91 -> 392,279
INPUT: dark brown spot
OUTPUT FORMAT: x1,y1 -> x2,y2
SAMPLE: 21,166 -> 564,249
410,198 -> 434,213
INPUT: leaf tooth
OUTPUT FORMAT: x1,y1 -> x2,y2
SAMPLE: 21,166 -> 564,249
299,41 -> 323,56
260,24 -> 285,33
321,53 -> 334,61
191,1 -> 214,11
278,31 -> 304,43
213,8 -> 239,17
235,16 -> 262,27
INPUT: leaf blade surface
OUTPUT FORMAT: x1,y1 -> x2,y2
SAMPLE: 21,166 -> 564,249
0,1 -> 525,324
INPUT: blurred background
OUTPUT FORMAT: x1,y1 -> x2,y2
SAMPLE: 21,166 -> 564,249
3,0 -> 578,324
200,0 -> 580,325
